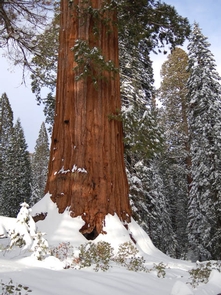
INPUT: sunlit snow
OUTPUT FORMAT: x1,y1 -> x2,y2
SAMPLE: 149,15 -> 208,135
0,194 -> 221,295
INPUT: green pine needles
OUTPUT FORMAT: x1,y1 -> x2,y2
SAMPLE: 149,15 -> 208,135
72,39 -> 118,85
74,0 -> 116,34
71,0 -> 118,84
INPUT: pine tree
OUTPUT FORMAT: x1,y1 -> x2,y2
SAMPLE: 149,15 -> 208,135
31,122 -> 49,205
0,93 -> 14,147
0,93 -> 14,216
187,23 -> 221,260
9,202 -> 36,249
129,159 -> 177,256
120,49 -> 176,255
123,104 -> 177,255
158,48 -> 190,258
1,119 -> 32,217
9,201 -> 49,259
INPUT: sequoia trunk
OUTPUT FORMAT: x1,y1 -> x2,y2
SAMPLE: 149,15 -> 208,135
45,0 -> 131,239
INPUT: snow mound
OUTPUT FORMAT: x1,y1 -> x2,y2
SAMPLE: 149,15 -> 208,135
208,269 -> 221,287
171,281 -> 193,295
31,194 -> 170,263
0,216 -> 16,237
0,194 -> 220,295
32,193 -> 86,247
31,192 -> 55,216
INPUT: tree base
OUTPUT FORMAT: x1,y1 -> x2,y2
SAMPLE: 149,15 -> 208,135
31,193 -> 168,265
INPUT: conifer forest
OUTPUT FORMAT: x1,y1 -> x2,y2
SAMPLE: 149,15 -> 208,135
0,0 -> 221,263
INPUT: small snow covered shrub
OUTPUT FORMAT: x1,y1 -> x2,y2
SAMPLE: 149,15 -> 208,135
0,279 -> 32,294
50,241 -> 148,273
8,202 -> 49,260
114,241 -> 147,272
78,241 -> 114,272
151,262 -> 167,278
51,242 -> 73,261
9,202 -> 36,249
188,261 -> 221,287
31,232 -> 49,260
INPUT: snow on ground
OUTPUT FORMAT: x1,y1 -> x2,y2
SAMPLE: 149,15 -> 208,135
0,194 -> 221,295
0,216 -> 16,238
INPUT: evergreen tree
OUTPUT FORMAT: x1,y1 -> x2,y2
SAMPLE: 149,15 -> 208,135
9,202 -> 37,249
121,47 -> 162,164
158,48 -> 190,258
1,119 -> 32,217
129,159 -> 177,256
9,201 -> 49,260
187,23 -> 221,260
31,122 -> 49,205
0,93 -> 14,148
120,50 -> 176,255
0,93 -> 14,215
123,102 -> 176,255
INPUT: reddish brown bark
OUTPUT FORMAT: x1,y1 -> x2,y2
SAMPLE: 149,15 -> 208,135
45,0 -> 131,238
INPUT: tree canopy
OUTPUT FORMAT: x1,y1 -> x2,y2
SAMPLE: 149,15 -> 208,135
187,23 -> 221,261
31,122 -> 49,206
158,48 -> 190,258
30,0 -> 190,107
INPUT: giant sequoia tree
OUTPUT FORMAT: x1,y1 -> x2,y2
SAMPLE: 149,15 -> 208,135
45,0 -> 131,239
158,48 -> 190,258
40,0 -> 190,239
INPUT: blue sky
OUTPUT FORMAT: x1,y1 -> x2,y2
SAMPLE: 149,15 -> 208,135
152,0 -> 221,87
0,58 -> 45,152
0,0 -> 221,152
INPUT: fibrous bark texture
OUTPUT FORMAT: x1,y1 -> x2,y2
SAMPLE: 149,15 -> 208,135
45,0 -> 131,239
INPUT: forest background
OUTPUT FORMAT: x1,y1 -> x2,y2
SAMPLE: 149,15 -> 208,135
0,0 -> 220,152
1,0 -> 221,262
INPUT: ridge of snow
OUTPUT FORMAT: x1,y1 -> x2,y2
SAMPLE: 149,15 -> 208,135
1,194 -> 220,294
31,193 -> 165,257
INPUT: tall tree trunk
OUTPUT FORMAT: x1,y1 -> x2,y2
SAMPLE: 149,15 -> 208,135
45,0 -> 131,239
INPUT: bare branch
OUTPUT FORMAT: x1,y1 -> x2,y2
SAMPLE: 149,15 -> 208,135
0,0 -> 54,74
